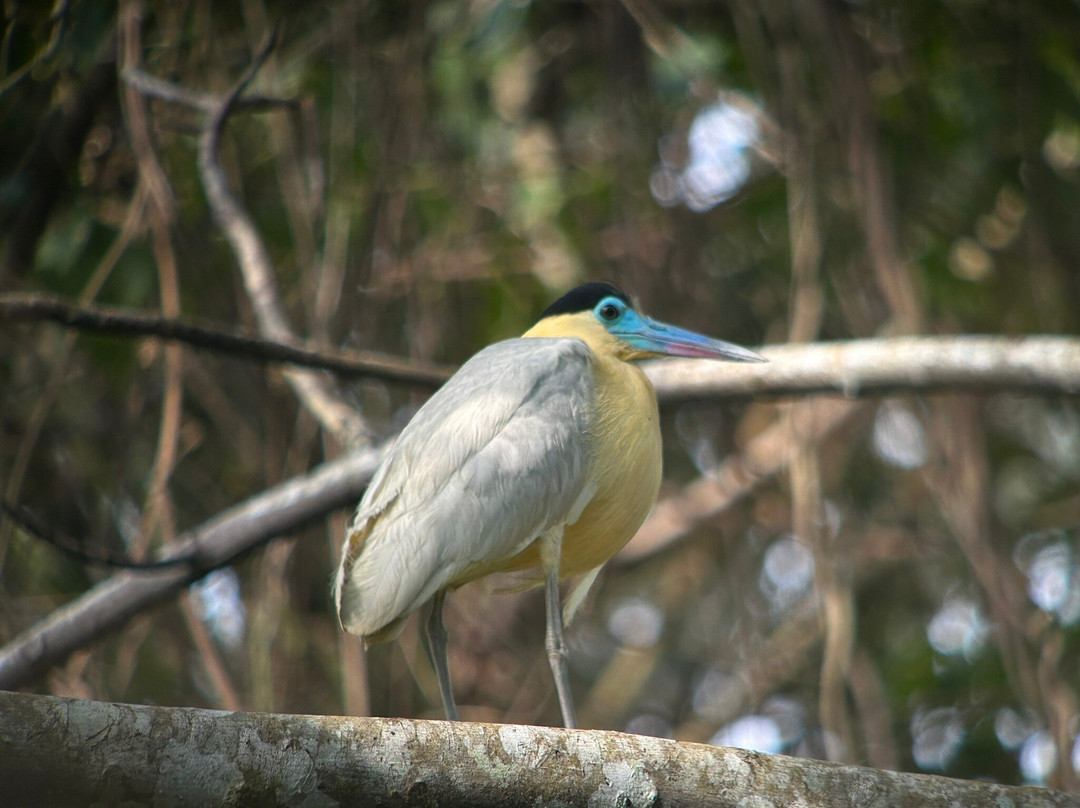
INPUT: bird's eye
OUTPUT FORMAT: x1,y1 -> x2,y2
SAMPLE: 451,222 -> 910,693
599,303 -> 620,321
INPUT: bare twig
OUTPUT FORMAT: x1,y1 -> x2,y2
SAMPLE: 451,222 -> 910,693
119,0 -> 183,561
122,68 -> 300,114
0,293 -> 453,387
0,502 -> 193,571
0,0 -> 71,98
195,31 -> 370,445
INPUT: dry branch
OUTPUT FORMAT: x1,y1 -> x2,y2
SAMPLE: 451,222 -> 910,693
647,336 -> 1080,402
0,292 -> 452,387
123,67 -> 300,114
4,295 -> 1078,398
1,692 -> 1073,808
4,325 -> 1079,690
192,32 -> 369,445
0,446 -> 384,690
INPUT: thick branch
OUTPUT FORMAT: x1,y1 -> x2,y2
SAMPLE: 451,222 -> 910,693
0,293 -> 452,387
0,445 -> 384,690
0,692 -> 1071,808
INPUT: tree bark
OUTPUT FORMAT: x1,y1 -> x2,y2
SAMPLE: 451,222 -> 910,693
0,692 -> 1074,808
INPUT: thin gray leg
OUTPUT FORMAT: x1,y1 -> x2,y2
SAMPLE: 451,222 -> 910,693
544,563 -> 578,728
421,590 -> 459,721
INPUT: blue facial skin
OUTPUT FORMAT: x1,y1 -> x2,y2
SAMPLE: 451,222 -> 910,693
592,296 -> 766,362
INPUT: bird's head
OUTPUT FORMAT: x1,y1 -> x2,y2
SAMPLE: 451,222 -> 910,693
524,282 -> 766,363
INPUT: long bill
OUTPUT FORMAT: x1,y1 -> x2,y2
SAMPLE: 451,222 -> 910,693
614,314 -> 767,363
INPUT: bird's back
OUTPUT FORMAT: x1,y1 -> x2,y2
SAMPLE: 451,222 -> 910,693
334,337 -> 595,642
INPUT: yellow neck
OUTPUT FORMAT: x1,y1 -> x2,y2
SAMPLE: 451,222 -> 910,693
521,312 -> 652,361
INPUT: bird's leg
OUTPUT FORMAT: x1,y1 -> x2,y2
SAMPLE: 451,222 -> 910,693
421,590 -> 459,721
540,528 -> 578,728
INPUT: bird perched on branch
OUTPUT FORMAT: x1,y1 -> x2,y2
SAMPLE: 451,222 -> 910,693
334,282 -> 764,727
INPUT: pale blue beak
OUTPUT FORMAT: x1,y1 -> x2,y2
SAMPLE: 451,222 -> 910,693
612,311 -> 766,363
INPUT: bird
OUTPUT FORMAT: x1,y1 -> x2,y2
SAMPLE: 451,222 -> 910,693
333,282 -> 765,727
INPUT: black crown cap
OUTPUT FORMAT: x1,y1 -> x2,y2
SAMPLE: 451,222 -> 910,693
540,282 -> 630,320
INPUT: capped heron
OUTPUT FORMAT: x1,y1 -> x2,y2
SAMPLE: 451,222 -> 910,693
334,283 -> 764,726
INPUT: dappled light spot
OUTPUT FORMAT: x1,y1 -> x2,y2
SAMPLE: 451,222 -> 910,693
948,237 -> 993,281
190,568 -> 246,650
872,402 -> 927,470
711,714 -> 784,754
760,695 -> 805,748
607,597 -> 664,649
650,101 -> 759,212
759,535 -> 814,612
926,597 -> 987,659
1014,530 -> 1080,625
692,668 -> 742,723
1019,730 -> 1057,785
994,707 -> 1040,751
910,707 -> 964,772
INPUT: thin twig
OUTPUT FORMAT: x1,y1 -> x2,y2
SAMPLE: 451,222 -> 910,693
195,31 -> 371,445
0,502 -> 194,571
0,0 -> 71,98
122,67 -> 300,114
7,295 -> 1080,396
120,0 -> 183,562
0,293 -> 453,387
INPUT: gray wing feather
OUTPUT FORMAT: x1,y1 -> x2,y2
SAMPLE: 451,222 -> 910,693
335,337 -> 594,637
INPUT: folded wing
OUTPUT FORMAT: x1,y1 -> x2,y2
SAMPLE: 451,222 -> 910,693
334,337 -> 595,640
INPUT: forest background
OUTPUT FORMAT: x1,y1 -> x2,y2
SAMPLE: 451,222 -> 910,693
1,0 -> 1079,793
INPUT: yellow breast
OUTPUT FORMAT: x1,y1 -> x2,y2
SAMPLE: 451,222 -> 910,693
498,320 -> 662,579
560,362 -> 661,575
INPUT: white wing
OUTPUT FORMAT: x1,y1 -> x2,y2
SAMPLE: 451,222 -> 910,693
335,337 -> 595,638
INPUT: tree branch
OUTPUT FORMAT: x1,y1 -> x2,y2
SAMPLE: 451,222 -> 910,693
194,31 -> 371,445
122,67 -> 300,114
3,325 -> 1078,689
0,691 -> 1071,808
646,336 -> 1080,402
0,445 -> 385,690
5,294 -> 1079,398
0,292 -> 452,387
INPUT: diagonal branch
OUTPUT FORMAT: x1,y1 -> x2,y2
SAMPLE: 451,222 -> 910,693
0,445 -> 385,690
